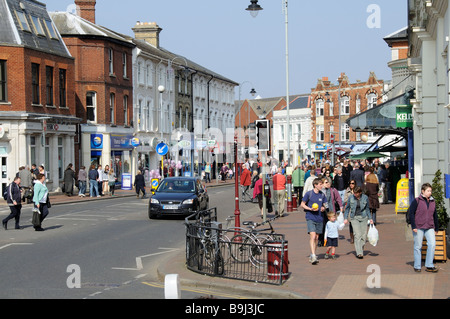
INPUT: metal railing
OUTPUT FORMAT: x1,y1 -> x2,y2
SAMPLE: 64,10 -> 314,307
185,209 -> 289,285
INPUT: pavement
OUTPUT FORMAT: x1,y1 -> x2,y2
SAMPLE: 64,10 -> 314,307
2,179 -> 448,299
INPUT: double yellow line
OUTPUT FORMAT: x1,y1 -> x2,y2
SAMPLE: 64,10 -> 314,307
142,281 -> 248,299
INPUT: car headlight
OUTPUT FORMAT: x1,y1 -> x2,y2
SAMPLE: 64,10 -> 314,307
151,198 -> 159,204
182,199 -> 194,205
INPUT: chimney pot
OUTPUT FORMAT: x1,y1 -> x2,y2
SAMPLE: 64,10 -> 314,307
74,0 -> 96,24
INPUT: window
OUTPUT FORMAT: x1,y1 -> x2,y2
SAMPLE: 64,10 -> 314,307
138,99 -> 143,131
31,16 -> 45,36
356,98 -> 361,114
108,49 -> 114,75
122,53 -> 127,78
45,66 -> 53,106
316,125 -> 324,142
30,136 -> 36,166
146,101 -> 151,131
367,93 -> 377,109
296,124 -> 301,139
86,92 -> 97,122
315,99 -> 324,116
43,20 -> 58,39
16,11 -> 31,32
0,60 -> 6,102
59,69 -> 66,107
341,124 -> 350,141
280,124 -> 285,141
123,95 -> 128,126
341,96 -> 350,115
110,93 -> 115,124
329,101 -> 334,116
32,63 -> 40,104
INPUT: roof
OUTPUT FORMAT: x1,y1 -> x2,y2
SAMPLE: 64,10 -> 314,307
49,11 -> 134,47
0,0 -> 71,57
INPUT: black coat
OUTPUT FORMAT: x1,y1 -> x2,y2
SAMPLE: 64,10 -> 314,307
134,174 -> 145,188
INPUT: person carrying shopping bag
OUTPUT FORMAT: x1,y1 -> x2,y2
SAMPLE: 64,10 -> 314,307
32,173 -> 50,231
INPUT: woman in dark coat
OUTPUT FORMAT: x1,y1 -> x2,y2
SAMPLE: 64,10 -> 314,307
365,167 -> 380,225
63,163 -> 76,196
134,170 -> 146,199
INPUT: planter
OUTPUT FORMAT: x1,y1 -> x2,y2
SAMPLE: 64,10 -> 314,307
422,230 -> 447,262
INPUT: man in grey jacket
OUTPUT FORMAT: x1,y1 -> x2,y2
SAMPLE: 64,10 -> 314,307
349,162 -> 365,188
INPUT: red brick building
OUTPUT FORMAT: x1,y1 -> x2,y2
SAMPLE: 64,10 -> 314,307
50,0 -> 135,182
309,72 -> 384,160
0,0 -> 78,192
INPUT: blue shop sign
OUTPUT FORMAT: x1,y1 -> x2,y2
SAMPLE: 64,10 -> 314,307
91,134 -> 103,149
111,134 -> 134,149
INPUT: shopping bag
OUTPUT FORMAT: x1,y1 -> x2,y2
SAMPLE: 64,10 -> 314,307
337,212 -> 345,230
367,224 -> 379,246
32,208 -> 41,228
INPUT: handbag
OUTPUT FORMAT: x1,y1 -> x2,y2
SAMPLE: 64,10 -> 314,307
32,208 -> 41,227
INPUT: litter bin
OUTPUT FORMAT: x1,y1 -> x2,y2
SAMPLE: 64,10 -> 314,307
292,193 -> 297,208
267,240 -> 289,280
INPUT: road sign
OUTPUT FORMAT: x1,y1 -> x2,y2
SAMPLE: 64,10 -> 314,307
156,142 -> 169,156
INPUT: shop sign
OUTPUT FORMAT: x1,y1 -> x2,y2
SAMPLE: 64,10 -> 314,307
91,134 -> 103,149
111,134 -> 134,149
396,105 -> 413,128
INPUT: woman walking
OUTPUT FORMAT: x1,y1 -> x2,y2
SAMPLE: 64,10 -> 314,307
63,163 -> 75,196
343,187 -> 373,259
32,173 -> 50,231
343,179 -> 357,243
134,170 -> 146,198
78,166 -> 87,197
108,169 -> 117,196
365,167 -> 380,225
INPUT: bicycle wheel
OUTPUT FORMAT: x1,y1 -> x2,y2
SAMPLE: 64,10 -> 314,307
220,233 -> 232,266
230,233 -> 259,264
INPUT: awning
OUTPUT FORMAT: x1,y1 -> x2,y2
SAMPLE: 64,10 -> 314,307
346,94 -> 409,137
349,151 -> 389,160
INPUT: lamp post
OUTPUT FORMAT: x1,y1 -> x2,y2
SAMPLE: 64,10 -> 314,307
246,0 -> 290,166
158,85 -> 165,178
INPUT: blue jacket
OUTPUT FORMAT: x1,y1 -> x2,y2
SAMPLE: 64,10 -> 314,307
344,193 -> 372,220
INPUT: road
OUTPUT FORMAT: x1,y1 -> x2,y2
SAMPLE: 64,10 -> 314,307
0,183 -> 258,299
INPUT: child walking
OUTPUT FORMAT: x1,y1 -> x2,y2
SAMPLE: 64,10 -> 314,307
325,211 -> 339,259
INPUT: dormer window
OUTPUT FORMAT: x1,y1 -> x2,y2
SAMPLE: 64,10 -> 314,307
15,10 -> 31,32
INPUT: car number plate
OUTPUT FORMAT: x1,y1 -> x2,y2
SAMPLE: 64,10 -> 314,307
163,205 -> 178,210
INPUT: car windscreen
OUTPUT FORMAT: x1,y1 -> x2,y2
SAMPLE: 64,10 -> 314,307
157,180 -> 196,193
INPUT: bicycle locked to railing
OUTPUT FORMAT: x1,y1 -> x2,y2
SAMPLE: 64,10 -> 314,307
185,209 -> 289,285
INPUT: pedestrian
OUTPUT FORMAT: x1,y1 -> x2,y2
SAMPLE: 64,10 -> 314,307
102,165 -> 110,195
302,166 -> 317,197
3,177 -> 22,230
365,167 -> 380,225
19,165 -> 32,204
349,162 -> 365,188
343,179 -> 357,243
63,163 -> 75,196
300,178 -> 327,264
320,177 -> 344,246
333,166 -> 346,204
343,186 -> 373,259
78,166 -> 87,197
324,211 -> 339,259
408,183 -> 439,273
134,170 -> 146,198
204,162 -> 211,183
292,165 -> 305,207
97,164 -> 104,196
380,161 -> 393,203
342,159 -> 353,188
108,169 -> 117,196
240,164 -> 252,202
273,167 -> 286,217
88,164 -> 99,197
32,173 -> 50,231
38,165 -> 47,185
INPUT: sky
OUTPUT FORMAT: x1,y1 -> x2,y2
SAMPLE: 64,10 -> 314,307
42,0 -> 408,101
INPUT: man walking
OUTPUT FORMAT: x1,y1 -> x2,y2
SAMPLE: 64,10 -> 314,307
273,167 -> 286,216
3,177 -> 22,230
292,165 -> 305,207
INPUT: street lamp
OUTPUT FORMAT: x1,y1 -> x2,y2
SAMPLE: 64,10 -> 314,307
238,82 -> 257,161
246,0 -> 263,18
246,0 -> 290,167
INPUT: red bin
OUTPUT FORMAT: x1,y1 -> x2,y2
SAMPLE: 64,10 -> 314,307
267,241 -> 289,280
292,194 -> 297,209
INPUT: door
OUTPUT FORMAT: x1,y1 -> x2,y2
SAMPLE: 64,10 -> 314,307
1,156 -> 7,195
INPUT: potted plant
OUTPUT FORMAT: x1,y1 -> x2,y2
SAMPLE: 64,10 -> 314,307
425,170 -> 449,261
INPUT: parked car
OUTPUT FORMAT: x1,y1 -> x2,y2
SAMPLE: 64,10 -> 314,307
148,177 -> 209,219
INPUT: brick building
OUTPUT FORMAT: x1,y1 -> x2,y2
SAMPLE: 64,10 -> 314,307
309,72 -> 384,160
0,0 -> 78,192
50,0 -> 136,184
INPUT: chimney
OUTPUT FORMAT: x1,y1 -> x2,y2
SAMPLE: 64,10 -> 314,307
132,22 -> 162,48
75,0 -> 96,24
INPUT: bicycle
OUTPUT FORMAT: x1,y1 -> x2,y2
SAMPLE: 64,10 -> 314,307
228,216 -> 279,267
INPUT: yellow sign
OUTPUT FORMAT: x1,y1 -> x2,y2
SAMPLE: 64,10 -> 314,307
395,178 -> 409,214
151,178 -> 159,194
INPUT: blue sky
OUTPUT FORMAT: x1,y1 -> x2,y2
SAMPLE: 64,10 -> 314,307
43,0 -> 407,100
